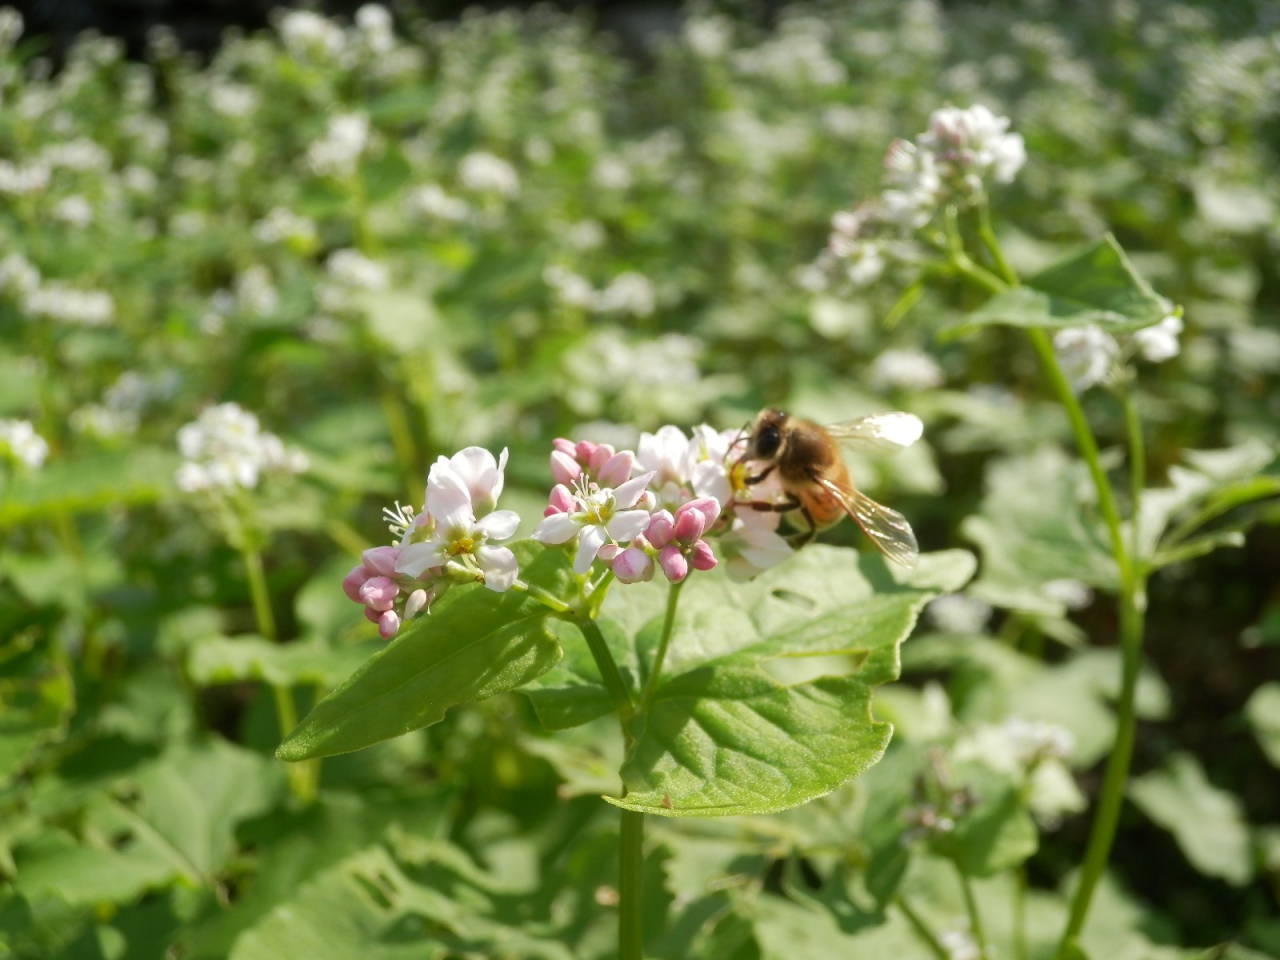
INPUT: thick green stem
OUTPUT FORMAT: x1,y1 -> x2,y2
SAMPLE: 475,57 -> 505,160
640,580 -> 684,713
243,545 -> 316,802
954,860 -> 989,959
619,809 -> 645,960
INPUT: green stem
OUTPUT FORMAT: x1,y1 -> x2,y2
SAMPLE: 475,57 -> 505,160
1122,390 -> 1146,566
574,616 -> 634,730
640,580 -> 684,713
512,578 -> 573,615
954,860 -> 989,960
242,545 -> 316,802
1014,864 -> 1028,960
977,200 -> 1019,286
619,809 -> 645,960
895,896 -> 950,960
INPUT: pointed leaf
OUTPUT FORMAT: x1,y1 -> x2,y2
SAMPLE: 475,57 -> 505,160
278,542 -> 572,762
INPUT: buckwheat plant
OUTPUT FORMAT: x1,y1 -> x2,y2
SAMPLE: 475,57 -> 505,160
815,103 -> 1277,960
279,422 -> 974,960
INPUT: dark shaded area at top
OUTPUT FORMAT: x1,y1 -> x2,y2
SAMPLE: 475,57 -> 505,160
5,0 -> 700,56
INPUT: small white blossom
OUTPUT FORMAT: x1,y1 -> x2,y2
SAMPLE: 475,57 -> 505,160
1053,326 -> 1119,392
25,284 -> 115,326
279,9 -> 346,60
235,265 -> 279,318
1040,578 -> 1094,610
0,8 -> 24,51
210,81 -> 259,118
253,207 -> 317,247
927,594 -> 993,634
325,249 -> 389,289
869,348 -> 945,391
41,138 -> 110,172
533,472 -> 656,575
52,195 -> 93,228
937,926 -> 981,960
175,403 -> 307,493
354,5 -> 395,54
919,103 -> 1027,187
0,253 -> 40,298
307,112 -> 369,179
407,183 -> 469,222
594,272 -> 656,317
0,160 -> 50,196
0,419 -> 48,469
458,152 -> 519,198
1133,312 -> 1184,363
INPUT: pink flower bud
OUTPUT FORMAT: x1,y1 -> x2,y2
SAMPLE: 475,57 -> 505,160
690,540 -> 717,571
658,545 -> 688,583
550,450 -> 582,486
363,606 -> 381,623
645,510 -> 675,549
359,576 -> 399,612
552,438 -> 577,457
597,450 -> 635,488
597,543 -> 621,562
404,588 -> 428,619
587,443 -> 616,474
545,483 -> 575,516
378,609 -> 401,639
361,545 -> 401,577
677,496 -> 721,531
613,546 -> 654,583
674,508 -> 706,544
341,565 -> 370,603
575,440 -> 599,464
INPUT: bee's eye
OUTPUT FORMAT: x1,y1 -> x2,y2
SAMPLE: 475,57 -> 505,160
755,424 -> 781,459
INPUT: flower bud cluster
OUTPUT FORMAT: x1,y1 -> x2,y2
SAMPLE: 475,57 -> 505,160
174,403 -> 308,493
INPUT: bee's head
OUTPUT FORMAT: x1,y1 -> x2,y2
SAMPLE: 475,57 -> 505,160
749,408 -> 788,461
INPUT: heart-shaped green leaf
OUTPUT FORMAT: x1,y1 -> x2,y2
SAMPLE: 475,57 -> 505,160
952,234 -> 1168,334
277,542 -> 574,762
592,547 -> 975,817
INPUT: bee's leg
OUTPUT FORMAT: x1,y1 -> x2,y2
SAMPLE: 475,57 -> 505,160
742,463 -> 776,486
786,505 -> 818,549
744,493 -> 800,512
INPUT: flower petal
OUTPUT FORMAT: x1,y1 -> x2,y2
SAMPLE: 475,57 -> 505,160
613,471 -> 656,508
425,463 -> 473,520
396,541 -> 447,578
606,508 -> 651,544
476,509 -> 520,541
477,545 -> 518,592
532,512 -> 579,544
574,524 -> 607,574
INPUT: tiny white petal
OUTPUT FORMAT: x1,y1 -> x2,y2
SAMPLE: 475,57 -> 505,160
613,471 -> 656,508
477,545 -> 518,592
396,542 -> 447,578
574,525 -> 607,574
476,509 -> 520,541
605,509 -> 651,544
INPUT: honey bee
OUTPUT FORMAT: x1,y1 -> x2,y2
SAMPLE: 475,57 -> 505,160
736,408 -> 921,568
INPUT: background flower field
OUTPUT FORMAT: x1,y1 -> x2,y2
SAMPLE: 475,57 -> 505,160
1,2 -> 1279,957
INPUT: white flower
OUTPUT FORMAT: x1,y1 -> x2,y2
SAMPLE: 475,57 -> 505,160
0,253 -> 40,298
1002,717 -> 1076,764
395,448 -> 520,592
41,138 -> 110,172
52,196 -> 93,228
926,594 -> 992,634
718,512 -> 793,580
637,425 -> 693,510
0,8 -> 23,51
325,249 -> 389,289
685,424 -> 743,507
544,266 -> 597,310
594,272 -> 656,317
307,112 -> 369,179
0,160 -> 50,196
407,184 -> 469,222
24,284 -> 115,326
533,472 -> 655,574
1040,578 -> 1094,610
0,419 -> 49,469
937,926 -> 981,960
253,207 -> 317,246
458,152 -> 519,198
175,403 -> 307,492
235,266 -> 279,317
920,103 -> 1026,186
1132,313 -> 1184,363
1053,326 -> 1119,392
354,5 -> 395,54
869,348 -> 945,391
279,10 -> 345,59
209,81 -> 258,118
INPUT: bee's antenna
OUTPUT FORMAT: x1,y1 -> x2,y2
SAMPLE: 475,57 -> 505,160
729,420 -> 751,468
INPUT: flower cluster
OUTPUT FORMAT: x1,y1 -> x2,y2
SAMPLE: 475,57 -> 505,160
0,419 -> 49,470
174,403 -> 309,493
815,104 -> 1025,290
1053,307 -> 1185,393
341,448 -> 519,638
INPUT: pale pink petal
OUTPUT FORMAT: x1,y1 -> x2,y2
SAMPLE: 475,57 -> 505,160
613,546 -> 654,583
597,450 -> 635,488
658,545 -> 688,583
690,540 -> 717,571
341,565 -> 370,603
550,450 -> 582,486
378,610 -> 401,639
425,463 -> 473,521
644,510 -> 675,549
361,545 -> 401,577
678,496 -> 721,530
674,508 -> 706,544
477,545 -> 518,592
359,576 -> 399,612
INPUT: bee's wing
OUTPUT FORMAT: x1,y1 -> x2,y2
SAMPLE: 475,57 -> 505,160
826,412 -> 923,455
813,474 -> 919,569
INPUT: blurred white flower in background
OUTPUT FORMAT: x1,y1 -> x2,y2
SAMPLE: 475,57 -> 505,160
354,4 -> 395,55
325,249 -> 389,290
307,112 -> 369,179
407,184 -> 469,222
253,207 -> 318,247
1133,312 -> 1184,362
869,348 -> 945,391
209,81 -> 259,119
0,159 -> 50,196
279,9 -> 345,60
0,253 -> 40,299
926,593 -> 993,634
52,196 -> 93,228
41,138 -> 110,172
175,403 -> 308,493
1040,578 -> 1094,610
919,103 -> 1027,187
0,419 -> 48,470
25,284 -> 115,326
458,151 -> 520,198
594,272 -> 656,317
